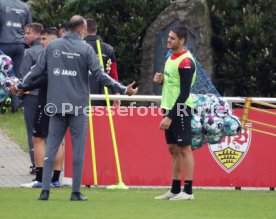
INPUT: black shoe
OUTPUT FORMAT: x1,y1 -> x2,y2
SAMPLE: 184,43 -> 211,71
11,108 -> 18,113
70,192 -> 88,201
38,190 -> 49,200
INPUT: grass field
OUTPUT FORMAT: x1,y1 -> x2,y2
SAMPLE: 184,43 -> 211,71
1,108 -> 276,219
0,109 -> 28,151
0,188 -> 275,219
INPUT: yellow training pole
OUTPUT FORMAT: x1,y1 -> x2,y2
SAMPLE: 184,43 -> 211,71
241,98 -> 252,129
247,119 -> 276,129
242,98 -> 276,137
96,40 -> 128,189
245,127 -> 276,137
88,81 -> 98,186
249,106 -> 276,116
251,99 -> 276,109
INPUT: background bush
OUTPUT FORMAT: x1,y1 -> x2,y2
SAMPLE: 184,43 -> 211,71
207,0 -> 276,96
30,0 -> 276,97
30,0 -> 170,86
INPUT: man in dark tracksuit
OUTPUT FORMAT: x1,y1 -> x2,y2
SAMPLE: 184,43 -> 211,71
20,23 -> 44,174
0,0 -> 32,112
25,15 -> 138,201
19,28 -> 64,189
84,19 -> 121,107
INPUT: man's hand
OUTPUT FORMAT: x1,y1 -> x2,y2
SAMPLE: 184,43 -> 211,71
153,72 -> 163,84
7,79 -> 22,95
9,86 -> 21,95
113,93 -> 121,107
126,81 -> 138,96
160,117 -> 172,130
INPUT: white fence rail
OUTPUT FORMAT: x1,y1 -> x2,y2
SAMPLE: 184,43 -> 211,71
90,95 -> 276,104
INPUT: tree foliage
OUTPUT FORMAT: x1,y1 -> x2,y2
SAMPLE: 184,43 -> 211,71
30,0 -> 276,96
30,0 -> 170,84
30,0 -> 71,27
207,0 -> 276,96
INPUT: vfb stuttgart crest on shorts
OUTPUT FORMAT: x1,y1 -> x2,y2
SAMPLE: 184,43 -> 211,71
208,123 -> 252,173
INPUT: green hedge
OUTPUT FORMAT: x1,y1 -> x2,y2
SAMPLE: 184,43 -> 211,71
30,0 -> 170,86
207,0 -> 276,96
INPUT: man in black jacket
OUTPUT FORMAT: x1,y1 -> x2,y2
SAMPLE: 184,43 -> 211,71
20,22 -> 43,174
20,27 -> 64,189
84,19 -> 120,107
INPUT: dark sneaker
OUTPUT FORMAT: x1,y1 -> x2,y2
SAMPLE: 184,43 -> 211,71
51,181 -> 61,188
70,192 -> 88,201
38,190 -> 49,201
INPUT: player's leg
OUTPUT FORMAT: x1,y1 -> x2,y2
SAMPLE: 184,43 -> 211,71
32,104 -> 48,184
51,143 -> 65,187
40,114 -> 67,196
181,145 -> 194,193
20,136 -> 45,188
33,137 -> 45,168
155,143 -> 182,200
170,144 -> 182,179
170,107 -> 194,200
68,114 -> 88,201
170,145 -> 194,201
155,120 -> 182,200
33,137 -> 45,185
22,95 -> 38,173
21,103 -> 46,188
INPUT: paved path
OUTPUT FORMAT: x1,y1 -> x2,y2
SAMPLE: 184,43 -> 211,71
0,129 -> 33,187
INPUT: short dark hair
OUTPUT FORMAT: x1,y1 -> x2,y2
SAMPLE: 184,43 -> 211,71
171,26 -> 188,43
42,27 -> 59,38
68,16 -> 85,31
59,21 -> 69,31
87,19 -> 97,33
25,23 -> 44,34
